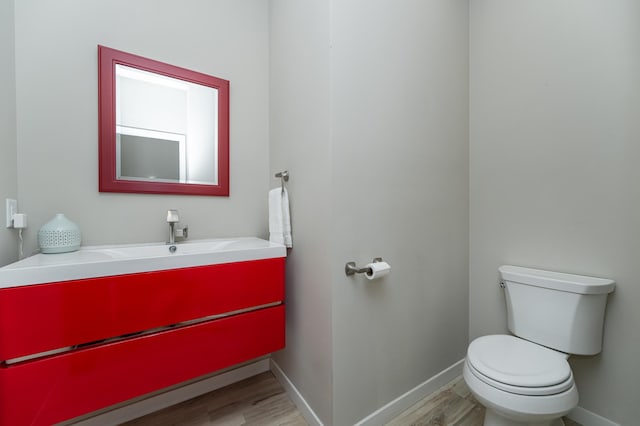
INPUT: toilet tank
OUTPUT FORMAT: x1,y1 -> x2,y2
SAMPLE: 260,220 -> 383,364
499,265 -> 615,355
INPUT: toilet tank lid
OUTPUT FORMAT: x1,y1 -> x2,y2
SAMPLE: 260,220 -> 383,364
499,265 -> 615,295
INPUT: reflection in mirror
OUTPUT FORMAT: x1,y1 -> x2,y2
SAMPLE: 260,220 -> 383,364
99,46 -> 229,196
117,126 -> 186,182
116,65 -> 217,184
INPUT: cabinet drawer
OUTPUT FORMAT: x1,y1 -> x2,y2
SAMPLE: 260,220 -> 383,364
0,305 -> 285,426
0,258 -> 285,360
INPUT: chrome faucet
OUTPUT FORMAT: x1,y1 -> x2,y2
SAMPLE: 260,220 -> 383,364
166,209 -> 179,244
166,209 -> 188,244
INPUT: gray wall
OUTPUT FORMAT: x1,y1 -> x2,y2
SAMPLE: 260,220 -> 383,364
13,0 -> 270,256
330,2 -> 468,424
270,1 -> 334,423
0,0 -> 18,266
469,1 -> 640,424
270,1 -> 469,424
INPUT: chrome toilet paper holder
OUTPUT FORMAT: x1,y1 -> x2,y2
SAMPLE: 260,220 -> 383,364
345,257 -> 383,276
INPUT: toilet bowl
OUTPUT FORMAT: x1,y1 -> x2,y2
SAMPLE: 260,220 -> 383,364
464,335 -> 578,426
464,265 -> 615,426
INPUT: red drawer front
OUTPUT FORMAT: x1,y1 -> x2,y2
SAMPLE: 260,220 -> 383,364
0,258 -> 285,360
0,305 -> 285,426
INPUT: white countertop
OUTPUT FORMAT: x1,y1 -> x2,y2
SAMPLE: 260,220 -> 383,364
0,237 -> 286,288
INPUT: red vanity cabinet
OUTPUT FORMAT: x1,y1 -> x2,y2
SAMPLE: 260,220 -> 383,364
0,257 -> 286,426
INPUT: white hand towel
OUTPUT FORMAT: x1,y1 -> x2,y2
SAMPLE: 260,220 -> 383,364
269,187 -> 292,248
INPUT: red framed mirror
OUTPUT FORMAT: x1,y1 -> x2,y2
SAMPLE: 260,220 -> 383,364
98,46 -> 229,196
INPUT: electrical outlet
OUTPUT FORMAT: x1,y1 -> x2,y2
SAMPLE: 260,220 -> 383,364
6,199 -> 17,228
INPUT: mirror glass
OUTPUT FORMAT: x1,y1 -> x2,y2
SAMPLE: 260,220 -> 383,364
99,46 -> 229,196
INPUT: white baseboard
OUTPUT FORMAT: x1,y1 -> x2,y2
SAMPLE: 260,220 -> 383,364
270,359 -> 325,426
568,406 -> 620,426
69,358 -> 270,426
354,359 -> 465,426
270,358 -> 465,426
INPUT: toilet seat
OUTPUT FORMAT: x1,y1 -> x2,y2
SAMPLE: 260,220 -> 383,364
467,335 -> 574,396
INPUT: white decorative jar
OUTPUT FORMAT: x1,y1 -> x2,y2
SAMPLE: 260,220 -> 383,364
38,214 -> 82,254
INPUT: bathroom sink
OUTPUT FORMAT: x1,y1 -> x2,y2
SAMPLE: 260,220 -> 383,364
0,238 -> 286,288
100,240 -> 235,259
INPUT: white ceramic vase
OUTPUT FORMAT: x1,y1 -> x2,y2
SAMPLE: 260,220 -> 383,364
38,213 -> 82,254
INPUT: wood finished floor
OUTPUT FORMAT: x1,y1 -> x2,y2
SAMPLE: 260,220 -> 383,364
121,372 -> 582,426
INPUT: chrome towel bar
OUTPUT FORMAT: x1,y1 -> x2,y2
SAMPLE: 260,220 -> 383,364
275,170 -> 289,194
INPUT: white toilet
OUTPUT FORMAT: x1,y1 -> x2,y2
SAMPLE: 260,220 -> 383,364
464,265 -> 615,426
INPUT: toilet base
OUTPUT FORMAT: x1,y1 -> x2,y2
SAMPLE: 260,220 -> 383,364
484,408 -> 565,426
463,359 -> 577,426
